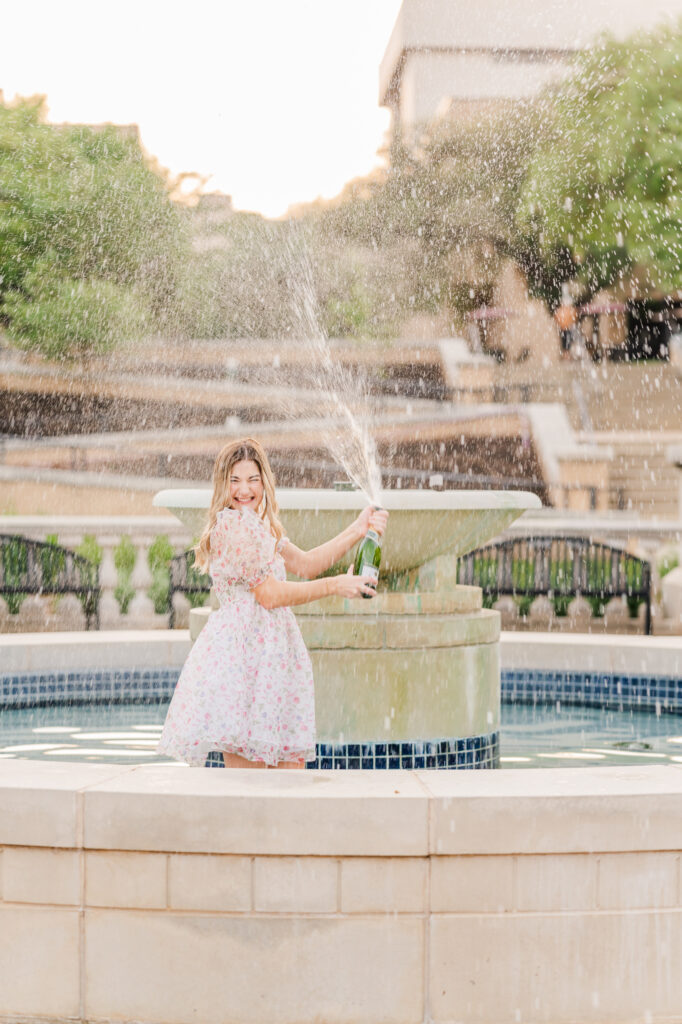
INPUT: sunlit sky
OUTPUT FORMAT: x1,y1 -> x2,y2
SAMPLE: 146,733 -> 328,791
1,0 -> 403,218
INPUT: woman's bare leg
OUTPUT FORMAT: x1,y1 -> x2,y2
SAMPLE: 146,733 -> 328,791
273,760 -> 305,770
222,752 -> 267,769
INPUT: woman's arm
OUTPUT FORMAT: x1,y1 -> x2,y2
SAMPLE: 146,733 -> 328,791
282,507 -> 388,579
252,569 -> 376,610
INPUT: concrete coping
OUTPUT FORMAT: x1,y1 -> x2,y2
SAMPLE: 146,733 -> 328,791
500,631 -> 682,677
1,759 -> 681,857
3,629 -> 682,677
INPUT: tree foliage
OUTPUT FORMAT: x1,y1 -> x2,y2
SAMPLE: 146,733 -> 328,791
519,24 -> 682,295
177,210 -> 405,341
313,101 -> 548,324
0,96 -> 188,356
7,23 -> 681,354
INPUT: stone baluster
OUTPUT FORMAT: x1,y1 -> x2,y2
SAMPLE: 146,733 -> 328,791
171,591 -> 191,629
98,536 -> 123,630
127,540 -> 158,627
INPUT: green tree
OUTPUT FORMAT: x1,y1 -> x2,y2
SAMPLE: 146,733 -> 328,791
0,96 -> 188,356
175,213 -> 298,339
314,101 -> 547,326
518,24 -> 682,296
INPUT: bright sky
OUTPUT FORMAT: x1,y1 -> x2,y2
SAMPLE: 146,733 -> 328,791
1,0 -> 402,218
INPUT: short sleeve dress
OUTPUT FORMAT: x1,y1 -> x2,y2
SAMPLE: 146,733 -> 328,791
157,508 -> 316,767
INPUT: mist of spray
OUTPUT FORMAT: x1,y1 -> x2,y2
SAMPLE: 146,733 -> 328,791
279,233 -> 382,504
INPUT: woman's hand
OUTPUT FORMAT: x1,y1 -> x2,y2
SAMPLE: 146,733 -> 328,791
354,505 -> 389,538
332,567 -> 377,599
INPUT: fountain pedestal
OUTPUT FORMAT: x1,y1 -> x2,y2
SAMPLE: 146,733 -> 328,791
154,488 -> 541,769
295,582 -> 500,768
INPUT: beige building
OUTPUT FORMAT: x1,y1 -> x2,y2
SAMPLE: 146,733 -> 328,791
381,0 -> 682,137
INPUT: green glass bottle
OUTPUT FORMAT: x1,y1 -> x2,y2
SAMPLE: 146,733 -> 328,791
353,528 -> 381,598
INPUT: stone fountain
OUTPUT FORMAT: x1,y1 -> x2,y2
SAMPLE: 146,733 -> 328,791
154,487 -> 541,768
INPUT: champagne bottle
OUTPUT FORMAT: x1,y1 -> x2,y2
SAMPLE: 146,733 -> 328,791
353,528 -> 381,598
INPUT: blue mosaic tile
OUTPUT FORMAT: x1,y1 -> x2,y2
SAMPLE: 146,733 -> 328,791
500,669 -> 681,713
0,667 -> 181,708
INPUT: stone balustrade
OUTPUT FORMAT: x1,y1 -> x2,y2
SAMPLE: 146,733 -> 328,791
1,513 -> 681,634
0,515 -> 201,633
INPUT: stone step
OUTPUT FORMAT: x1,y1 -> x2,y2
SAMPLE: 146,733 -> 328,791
299,609 -> 500,650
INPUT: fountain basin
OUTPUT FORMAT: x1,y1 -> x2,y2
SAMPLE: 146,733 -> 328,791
153,487 -> 542,572
155,486 -> 541,769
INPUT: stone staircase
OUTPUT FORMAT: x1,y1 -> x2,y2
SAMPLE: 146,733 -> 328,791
579,432 -> 682,517
480,360 -> 682,518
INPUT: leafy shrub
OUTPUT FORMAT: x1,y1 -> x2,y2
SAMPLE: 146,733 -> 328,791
113,536 -> 136,614
458,550 -> 647,619
185,549 -> 211,610
1,537 -> 28,614
40,534 -> 65,590
75,534 -> 102,622
147,535 -> 174,615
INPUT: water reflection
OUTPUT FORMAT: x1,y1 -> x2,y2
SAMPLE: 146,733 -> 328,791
0,699 -> 680,768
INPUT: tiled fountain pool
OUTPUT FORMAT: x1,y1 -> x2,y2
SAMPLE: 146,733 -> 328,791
1,668 -> 681,768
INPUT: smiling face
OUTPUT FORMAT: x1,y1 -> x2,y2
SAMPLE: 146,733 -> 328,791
228,459 -> 264,512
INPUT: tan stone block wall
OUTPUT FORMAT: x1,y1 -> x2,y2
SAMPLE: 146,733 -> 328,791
597,851 -> 680,909
253,856 -> 338,913
84,910 -> 425,1024
431,854 -> 514,913
169,853 -> 251,911
1,762 -> 682,1023
340,856 -> 427,913
429,909 -> 682,1023
86,850 -> 167,908
2,846 -> 80,905
0,905 -> 80,1018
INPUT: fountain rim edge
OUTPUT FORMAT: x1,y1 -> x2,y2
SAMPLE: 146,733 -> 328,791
153,487 -> 543,513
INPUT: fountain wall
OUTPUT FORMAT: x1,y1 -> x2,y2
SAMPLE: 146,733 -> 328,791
1,757 -> 681,1024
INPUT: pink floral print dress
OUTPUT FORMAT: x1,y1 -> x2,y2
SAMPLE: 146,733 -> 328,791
157,508 -> 316,767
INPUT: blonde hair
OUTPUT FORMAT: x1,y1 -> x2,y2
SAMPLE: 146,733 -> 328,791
194,438 -> 283,573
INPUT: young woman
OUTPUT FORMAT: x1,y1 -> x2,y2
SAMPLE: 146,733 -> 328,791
157,438 -> 388,770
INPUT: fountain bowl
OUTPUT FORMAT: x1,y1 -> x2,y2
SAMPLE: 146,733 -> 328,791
153,487 -> 542,572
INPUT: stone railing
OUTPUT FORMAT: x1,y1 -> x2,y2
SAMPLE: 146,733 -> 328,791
0,516 -> 202,633
1,513 -> 681,634
506,510 -> 682,634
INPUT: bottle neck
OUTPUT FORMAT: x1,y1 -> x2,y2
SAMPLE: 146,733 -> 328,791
365,529 -> 379,542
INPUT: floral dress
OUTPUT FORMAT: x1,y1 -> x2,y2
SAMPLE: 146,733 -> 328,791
157,508 -> 316,767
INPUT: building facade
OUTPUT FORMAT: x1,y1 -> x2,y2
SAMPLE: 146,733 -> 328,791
381,0 -> 682,137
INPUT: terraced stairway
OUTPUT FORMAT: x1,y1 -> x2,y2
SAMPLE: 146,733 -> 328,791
577,431 -> 682,517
